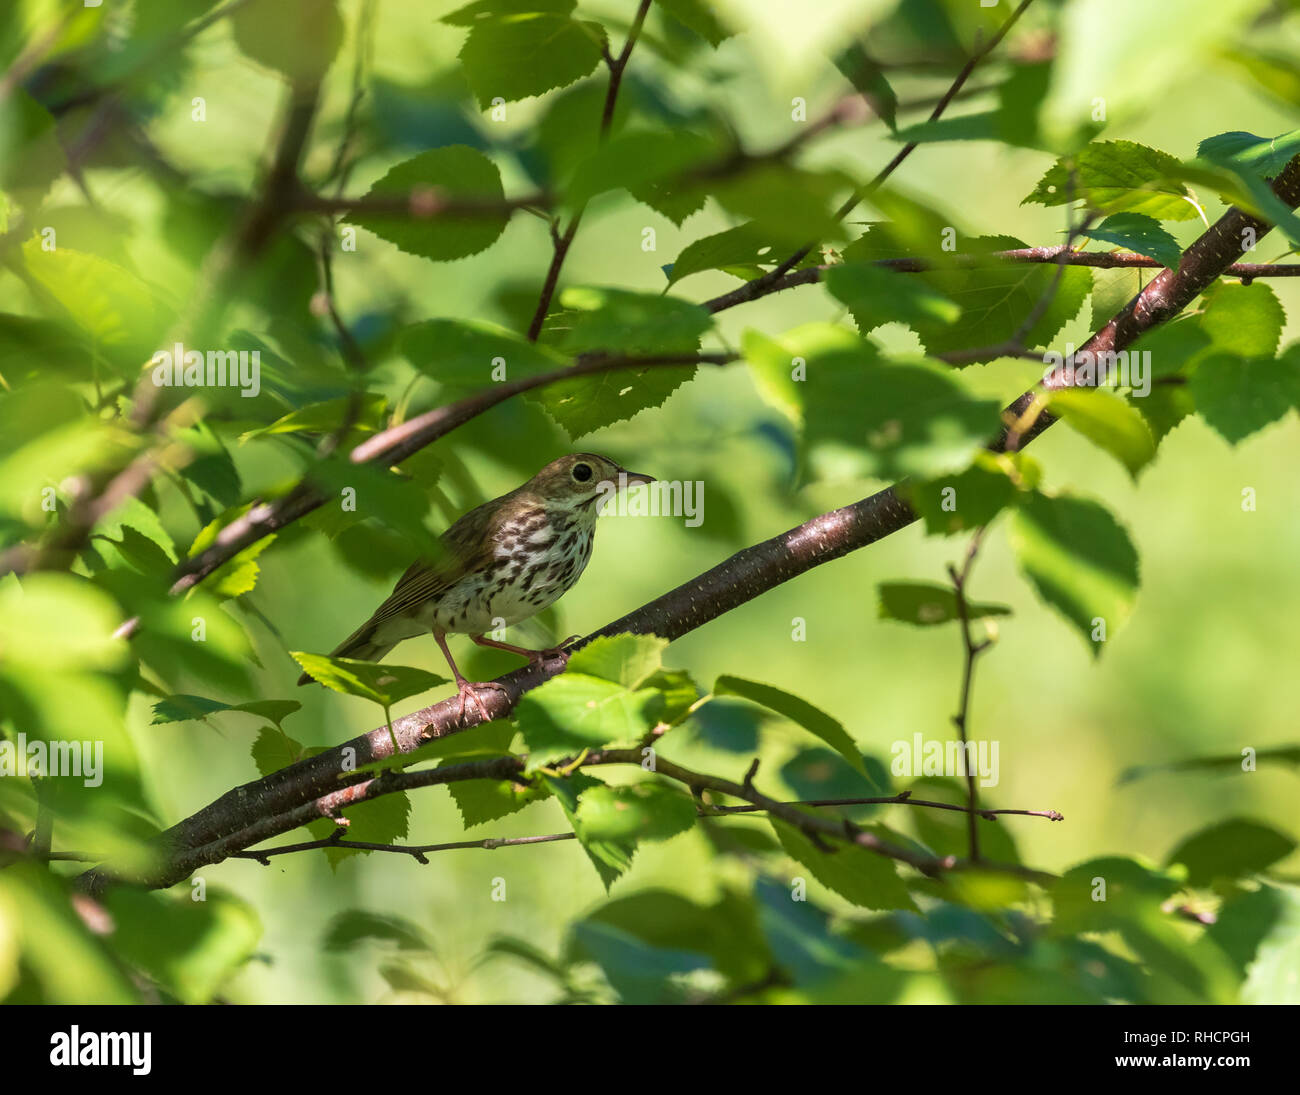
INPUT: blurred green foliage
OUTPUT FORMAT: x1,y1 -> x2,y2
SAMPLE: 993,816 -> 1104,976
1,0 -> 1299,1004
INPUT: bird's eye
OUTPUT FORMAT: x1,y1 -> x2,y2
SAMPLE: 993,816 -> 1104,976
571,462 -> 594,483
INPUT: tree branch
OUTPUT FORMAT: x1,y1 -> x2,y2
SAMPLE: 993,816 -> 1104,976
232,788 -> 1063,865
86,153 -> 1300,895
947,529 -> 993,861
160,350 -> 734,600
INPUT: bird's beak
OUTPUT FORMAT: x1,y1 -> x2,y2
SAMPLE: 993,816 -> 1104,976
617,468 -> 655,487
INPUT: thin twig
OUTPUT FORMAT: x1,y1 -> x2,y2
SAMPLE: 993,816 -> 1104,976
525,0 -> 653,341
947,528 -> 993,861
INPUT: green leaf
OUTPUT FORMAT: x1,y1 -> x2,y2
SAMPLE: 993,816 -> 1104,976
102,576 -> 254,692
289,653 -> 448,707
443,0 -> 577,25
900,452 -> 1029,537
322,910 -> 430,952
1166,819 -> 1296,887
714,675 -> 865,777
202,536 -> 275,601
1232,885 -> 1300,1004
832,42 -> 896,130
1089,266 -> 1146,330
582,889 -> 769,985
741,324 -> 853,424
0,574 -> 124,671
400,317 -> 566,396
544,772 -> 635,889
772,818 -> 915,911
1118,745 -> 1300,785
1199,282 -> 1286,358
665,222 -> 803,288
21,241 -> 158,367
656,0 -> 734,48
1190,351 -> 1300,444
349,147 -> 510,262
516,673 -> 660,767
430,722 -> 549,828
154,695 -> 301,727
711,164 -> 852,246
457,13 -> 604,108
250,727 -> 305,776
1218,48 -> 1300,111
572,921 -> 708,1002
527,328 -> 698,439
1129,316 -> 1213,380
545,287 -> 713,354
889,63 -> 1057,152
0,864 -> 138,1003
92,496 -> 177,564
1197,129 -> 1300,180
240,393 -> 388,442
302,458 -> 443,557
823,262 -> 960,335
1024,141 -> 1199,220
101,888 -> 261,1004
1086,213 -> 1183,269
565,129 -> 714,210
1046,389 -> 1157,479
1050,856 -> 1182,935
889,113 -> 1003,147
448,771 -> 549,828
1009,492 -> 1140,657
325,792 -> 412,868
781,746 -> 889,802
231,0 -> 343,80
565,633 -> 667,688
798,343 -> 1003,480
877,581 -> 1012,627
574,783 -> 697,844
909,236 -> 1092,360
753,876 -> 868,988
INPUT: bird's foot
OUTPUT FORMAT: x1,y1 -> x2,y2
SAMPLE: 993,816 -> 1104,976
454,679 -> 509,726
528,634 -> 582,667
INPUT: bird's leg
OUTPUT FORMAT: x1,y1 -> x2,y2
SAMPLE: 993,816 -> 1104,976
471,633 -> 580,666
433,631 -> 507,725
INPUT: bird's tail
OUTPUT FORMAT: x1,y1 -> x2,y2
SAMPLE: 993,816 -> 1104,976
296,622 -> 396,686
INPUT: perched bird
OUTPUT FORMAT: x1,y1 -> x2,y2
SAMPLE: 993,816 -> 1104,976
298,453 -> 654,721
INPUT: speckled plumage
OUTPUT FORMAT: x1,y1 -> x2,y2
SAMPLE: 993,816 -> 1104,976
298,454 -> 652,703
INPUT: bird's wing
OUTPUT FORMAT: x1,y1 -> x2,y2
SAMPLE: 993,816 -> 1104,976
359,496 -> 506,631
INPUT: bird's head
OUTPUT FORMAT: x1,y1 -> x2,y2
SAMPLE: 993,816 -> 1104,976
526,453 -> 654,511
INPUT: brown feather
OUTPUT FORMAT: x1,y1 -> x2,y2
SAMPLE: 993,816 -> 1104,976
352,493 -> 516,633
298,453 -> 654,685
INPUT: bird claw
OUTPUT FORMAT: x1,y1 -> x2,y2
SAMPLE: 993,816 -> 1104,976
455,679 -> 508,726
528,635 -> 581,666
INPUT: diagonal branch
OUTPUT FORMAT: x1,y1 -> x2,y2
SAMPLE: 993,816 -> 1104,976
89,153 -> 1300,895
702,250 -> 1300,315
